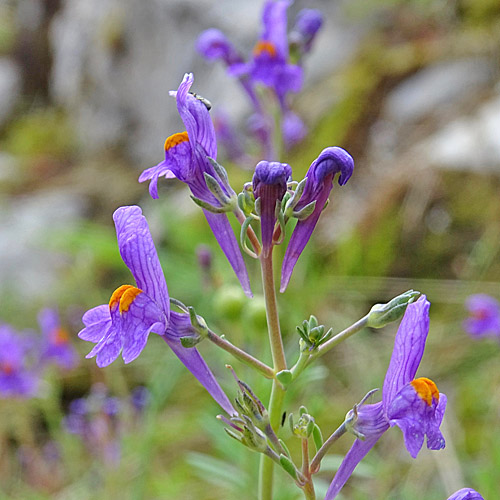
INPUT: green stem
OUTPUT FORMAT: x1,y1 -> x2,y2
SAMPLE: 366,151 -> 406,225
310,423 -> 347,474
312,316 -> 369,360
290,349 -> 310,381
301,438 -> 316,500
206,328 -> 275,379
258,251 -> 287,500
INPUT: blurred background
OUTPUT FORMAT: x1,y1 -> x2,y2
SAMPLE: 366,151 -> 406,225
0,0 -> 499,498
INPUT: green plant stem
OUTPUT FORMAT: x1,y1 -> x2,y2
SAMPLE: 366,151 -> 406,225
290,349 -> 310,381
310,422 -> 347,474
301,438 -> 316,500
258,251 -> 287,500
206,328 -> 275,379
312,316 -> 369,360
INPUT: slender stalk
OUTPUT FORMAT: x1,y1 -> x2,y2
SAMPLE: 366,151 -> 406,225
301,438 -> 316,500
260,252 -> 287,372
290,350 -> 310,381
310,423 -> 347,474
258,250 -> 287,500
206,329 -> 275,379
312,316 -> 369,360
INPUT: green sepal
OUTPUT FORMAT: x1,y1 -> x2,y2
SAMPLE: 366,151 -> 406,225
279,454 -> 298,481
204,172 -> 232,205
312,424 -> 323,452
190,195 -> 231,213
224,427 -> 243,443
293,200 -> 316,220
180,335 -> 201,348
299,406 -> 308,416
207,156 -> 231,188
188,306 -> 208,337
278,438 -> 291,458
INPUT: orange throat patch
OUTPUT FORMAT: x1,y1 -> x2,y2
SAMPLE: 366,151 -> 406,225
164,131 -> 189,152
411,377 -> 440,406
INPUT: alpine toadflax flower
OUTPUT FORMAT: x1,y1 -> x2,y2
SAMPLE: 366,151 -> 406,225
38,308 -> 78,370
252,161 -> 292,257
281,147 -> 354,292
325,296 -> 446,499
0,325 -> 38,397
289,9 -> 323,56
463,294 -> 500,340
78,205 -> 234,415
139,73 -> 251,297
446,489 -> 484,500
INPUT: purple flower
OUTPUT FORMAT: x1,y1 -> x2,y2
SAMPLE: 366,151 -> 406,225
230,0 -> 303,103
78,205 -> 234,415
463,294 -> 500,339
139,73 -> 251,297
38,308 -> 78,370
252,161 -> 292,257
290,9 -> 323,56
325,296 -> 446,500
282,111 -> 306,149
447,488 -> 484,500
0,325 -> 39,398
280,147 -> 354,292
196,28 -> 243,67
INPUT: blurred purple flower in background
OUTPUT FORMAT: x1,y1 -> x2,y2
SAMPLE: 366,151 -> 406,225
197,1 -> 323,153
463,294 -> 500,340
0,325 -> 39,398
65,384 -> 147,467
281,147 -> 354,292
38,308 -> 78,370
139,73 -> 251,296
289,8 -> 323,58
446,488 -> 484,500
325,296 -> 446,499
79,205 -> 234,415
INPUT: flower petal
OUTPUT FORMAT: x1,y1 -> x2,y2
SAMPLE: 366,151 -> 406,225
172,73 -> 217,160
165,311 -> 235,415
113,206 -> 170,317
382,295 -> 430,410
446,488 -> 484,500
280,147 -> 353,292
324,435 -> 382,500
79,305 -> 111,342
203,210 -> 252,297
387,380 -> 445,458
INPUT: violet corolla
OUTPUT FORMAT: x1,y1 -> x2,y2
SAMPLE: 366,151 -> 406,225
446,488 -> 484,500
325,296 -> 446,499
463,294 -> 500,340
252,161 -> 292,257
139,73 -> 251,297
38,308 -> 78,370
0,325 -> 39,397
78,205 -> 234,415
280,147 -> 354,292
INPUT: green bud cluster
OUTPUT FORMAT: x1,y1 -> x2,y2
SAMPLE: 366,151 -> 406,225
296,315 -> 333,350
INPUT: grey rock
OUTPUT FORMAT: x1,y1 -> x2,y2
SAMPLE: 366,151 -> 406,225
383,58 -> 495,124
422,91 -> 500,172
0,189 -> 85,300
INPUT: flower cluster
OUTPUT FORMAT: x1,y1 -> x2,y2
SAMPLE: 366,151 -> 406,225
0,310 -> 78,398
65,383 -> 150,466
197,0 -> 323,155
